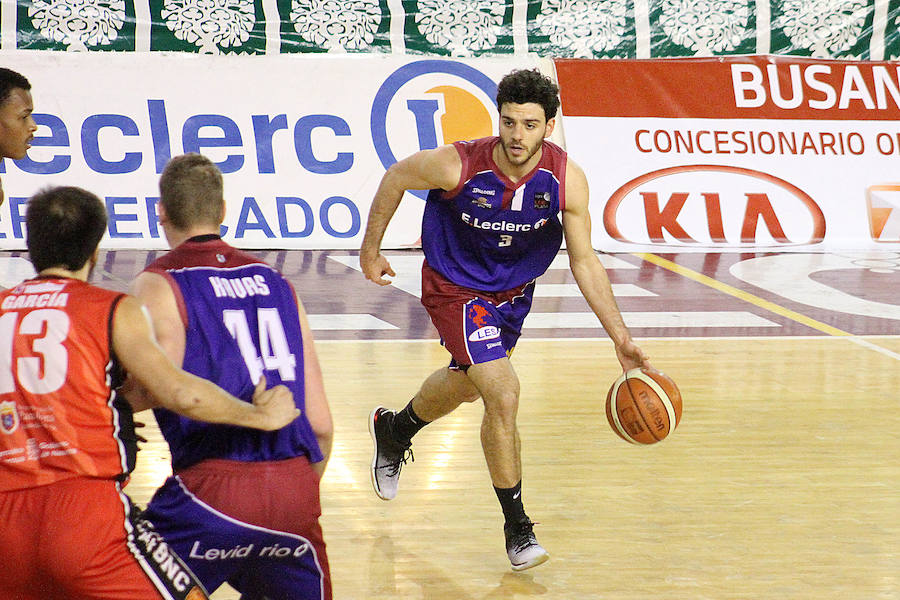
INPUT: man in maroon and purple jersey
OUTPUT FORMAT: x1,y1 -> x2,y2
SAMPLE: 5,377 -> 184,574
360,68 -> 649,571
129,153 -> 334,600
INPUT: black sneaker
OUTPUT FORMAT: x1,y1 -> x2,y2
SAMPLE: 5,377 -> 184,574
368,407 -> 413,501
504,519 -> 549,571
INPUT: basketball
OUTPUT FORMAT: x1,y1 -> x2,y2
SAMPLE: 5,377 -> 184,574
605,367 -> 683,445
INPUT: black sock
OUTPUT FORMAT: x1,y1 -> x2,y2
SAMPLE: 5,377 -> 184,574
390,400 -> 428,444
494,481 -> 527,525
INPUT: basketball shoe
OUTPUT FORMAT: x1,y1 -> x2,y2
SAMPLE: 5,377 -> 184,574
369,407 -> 413,501
504,519 -> 549,571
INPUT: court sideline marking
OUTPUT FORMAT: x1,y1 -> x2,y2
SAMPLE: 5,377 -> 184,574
635,253 -> 900,362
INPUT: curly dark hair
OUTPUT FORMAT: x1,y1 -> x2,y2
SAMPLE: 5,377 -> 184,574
495,69 -> 560,121
0,68 -> 30,106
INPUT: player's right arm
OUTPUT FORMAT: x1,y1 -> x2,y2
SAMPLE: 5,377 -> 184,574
295,297 -> 333,477
112,294 -> 299,431
359,144 -> 462,285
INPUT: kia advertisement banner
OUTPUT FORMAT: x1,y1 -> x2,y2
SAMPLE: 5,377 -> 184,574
555,56 -> 900,251
0,52 -> 533,250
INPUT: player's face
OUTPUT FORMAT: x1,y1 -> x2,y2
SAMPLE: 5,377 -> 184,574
496,102 -> 555,173
0,88 -> 37,161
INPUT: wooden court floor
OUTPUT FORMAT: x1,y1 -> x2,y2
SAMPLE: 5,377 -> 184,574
116,249 -> 900,600
126,336 -> 900,600
2,248 -> 895,599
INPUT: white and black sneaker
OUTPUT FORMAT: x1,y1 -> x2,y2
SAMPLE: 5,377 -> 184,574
369,407 -> 413,501
504,519 -> 549,571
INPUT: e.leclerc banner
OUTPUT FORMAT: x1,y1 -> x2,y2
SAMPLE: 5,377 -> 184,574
555,56 -> 900,251
0,51 -> 534,250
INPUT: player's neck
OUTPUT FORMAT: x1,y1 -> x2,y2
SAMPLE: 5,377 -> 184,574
39,264 -> 90,282
167,226 -> 220,250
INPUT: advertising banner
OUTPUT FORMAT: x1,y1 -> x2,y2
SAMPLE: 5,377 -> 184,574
3,0 -> 899,61
0,51 -> 533,249
555,55 -> 900,251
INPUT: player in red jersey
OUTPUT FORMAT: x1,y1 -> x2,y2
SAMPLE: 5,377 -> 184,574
0,68 -> 37,207
0,186 -> 299,600
360,68 -> 649,570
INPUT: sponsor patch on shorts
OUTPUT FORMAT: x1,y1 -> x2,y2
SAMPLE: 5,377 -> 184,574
130,516 -> 210,599
468,326 -> 500,342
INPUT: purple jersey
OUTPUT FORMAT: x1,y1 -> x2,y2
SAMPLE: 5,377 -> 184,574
146,237 -> 323,471
422,136 -> 567,292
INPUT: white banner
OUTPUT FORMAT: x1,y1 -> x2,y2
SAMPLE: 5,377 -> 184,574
555,56 -> 900,252
0,51 -> 535,250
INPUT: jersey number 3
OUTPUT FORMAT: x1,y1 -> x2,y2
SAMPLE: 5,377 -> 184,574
0,310 -> 70,394
223,308 -> 297,383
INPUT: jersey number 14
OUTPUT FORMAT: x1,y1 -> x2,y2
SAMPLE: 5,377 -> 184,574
223,308 -> 297,383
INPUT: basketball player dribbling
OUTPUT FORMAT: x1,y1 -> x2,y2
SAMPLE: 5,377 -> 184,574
360,68 -> 650,571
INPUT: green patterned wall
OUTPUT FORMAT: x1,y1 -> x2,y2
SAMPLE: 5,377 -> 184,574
3,0 -> 899,59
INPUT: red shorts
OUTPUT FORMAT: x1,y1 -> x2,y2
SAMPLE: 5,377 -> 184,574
0,477 -> 208,600
421,261 -> 535,367
170,456 -> 332,599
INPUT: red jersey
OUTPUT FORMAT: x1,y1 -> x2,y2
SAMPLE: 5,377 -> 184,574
0,277 -> 135,492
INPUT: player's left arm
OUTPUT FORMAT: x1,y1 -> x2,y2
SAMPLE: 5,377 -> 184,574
296,298 -> 333,477
562,159 -> 649,371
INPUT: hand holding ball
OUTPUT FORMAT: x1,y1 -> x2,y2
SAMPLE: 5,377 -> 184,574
606,367 -> 682,445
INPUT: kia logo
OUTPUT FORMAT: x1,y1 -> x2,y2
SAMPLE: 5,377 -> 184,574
604,165 -> 826,246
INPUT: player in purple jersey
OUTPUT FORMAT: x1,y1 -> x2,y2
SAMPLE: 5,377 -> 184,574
127,154 -> 333,600
360,68 -> 649,571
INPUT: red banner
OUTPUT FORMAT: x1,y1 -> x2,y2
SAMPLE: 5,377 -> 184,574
556,56 -> 900,121
553,55 -> 900,251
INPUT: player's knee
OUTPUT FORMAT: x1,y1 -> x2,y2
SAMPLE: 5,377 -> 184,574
459,388 -> 481,403
483,391 -> 519,420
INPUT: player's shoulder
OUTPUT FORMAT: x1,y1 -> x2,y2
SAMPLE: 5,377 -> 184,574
66,278 -> 125,305
147,239 -> 268,272
540,139 -> 569,167
455,135 -> 497,156
454,136 -> 498,174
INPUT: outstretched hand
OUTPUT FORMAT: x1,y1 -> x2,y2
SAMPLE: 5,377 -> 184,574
616,339 -> 650,371
360,252 -> 396,286
251,375 -> 300,431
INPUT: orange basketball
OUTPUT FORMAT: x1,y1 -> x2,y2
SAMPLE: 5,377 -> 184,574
606,367 -> 683,445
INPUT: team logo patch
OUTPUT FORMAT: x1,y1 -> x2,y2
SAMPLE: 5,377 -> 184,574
467,304 -> 491,328
131,518 -> 209,599
0,401 -> 19,434
472,196 -> 493,209
533,192 -> 551,210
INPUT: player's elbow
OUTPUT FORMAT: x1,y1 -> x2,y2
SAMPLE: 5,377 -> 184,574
380,165 -> 408,195
163,383 -> 206,417
312,413 -> 334,444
